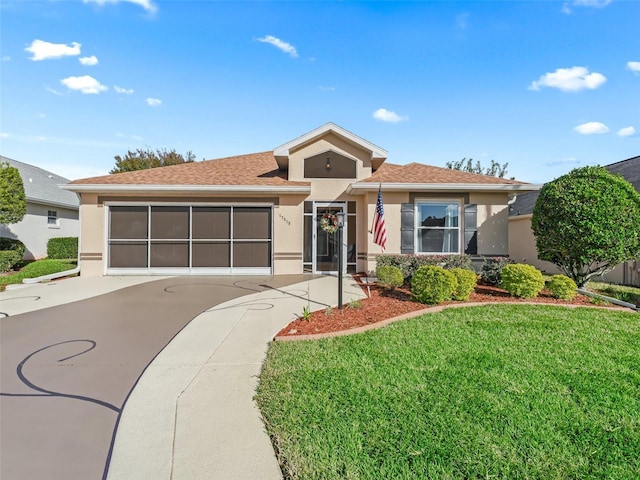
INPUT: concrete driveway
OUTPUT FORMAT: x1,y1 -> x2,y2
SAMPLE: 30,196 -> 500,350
0,275 -> 321,480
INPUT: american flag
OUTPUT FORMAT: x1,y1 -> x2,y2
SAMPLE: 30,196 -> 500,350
373,184 -> 387,252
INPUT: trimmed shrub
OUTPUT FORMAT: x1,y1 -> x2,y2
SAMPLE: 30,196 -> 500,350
376,265 -> 404,290
481,257 -> 512,286
532,165 -> 640,287
47,237 -> 78,259
0,237 -> 26,273
501,263 -> 545,298
0,251 -> 20,273
376,254 -> 472,284
411,265 -> 458,305
547,275 -> 577,300
450,268 -> 478,301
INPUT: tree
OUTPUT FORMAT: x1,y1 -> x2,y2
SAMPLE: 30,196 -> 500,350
531,165 -> 640,287
0,161 -> 27,224
110,148 -> 196,174
445,158 -> 511,178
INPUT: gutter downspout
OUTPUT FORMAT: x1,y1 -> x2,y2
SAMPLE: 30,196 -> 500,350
576,288 -> 638,311
23,194 -> 82,284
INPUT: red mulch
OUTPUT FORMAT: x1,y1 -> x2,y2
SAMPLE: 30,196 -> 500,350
276,274 -> 602,338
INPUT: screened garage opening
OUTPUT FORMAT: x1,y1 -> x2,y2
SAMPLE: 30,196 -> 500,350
107,205 -> 272,275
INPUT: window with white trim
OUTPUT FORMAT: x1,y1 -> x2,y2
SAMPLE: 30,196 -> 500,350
47,210 -> 58,226
415,201 -> 461,254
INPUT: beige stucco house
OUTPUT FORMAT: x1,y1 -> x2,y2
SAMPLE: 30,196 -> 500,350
1,156 -> 79,260
62,123 -> 538,277
509,155 -> 640,286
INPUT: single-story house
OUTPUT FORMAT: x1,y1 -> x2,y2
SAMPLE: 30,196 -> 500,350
62,123 -> 539,277
1,156 -> 79,260
509,155 -> 640,286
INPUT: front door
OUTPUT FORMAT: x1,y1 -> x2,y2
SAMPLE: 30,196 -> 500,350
314,202 -> 346,274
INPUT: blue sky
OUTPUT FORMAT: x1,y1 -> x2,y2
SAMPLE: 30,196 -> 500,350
1,0 -> 638,183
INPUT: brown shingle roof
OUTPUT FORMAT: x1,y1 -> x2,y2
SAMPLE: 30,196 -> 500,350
365,162 -> 525,185
70,151 -> 309,187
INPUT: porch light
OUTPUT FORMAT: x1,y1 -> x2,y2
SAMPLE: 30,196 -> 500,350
326,157 -> 331,169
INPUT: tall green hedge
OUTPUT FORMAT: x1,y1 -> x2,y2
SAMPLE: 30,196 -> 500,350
376,254 -> 472,284
47,237 -> 78,259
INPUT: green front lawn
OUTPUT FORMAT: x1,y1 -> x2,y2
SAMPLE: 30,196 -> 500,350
256,305 -> 640,479
0,259 -> 77,291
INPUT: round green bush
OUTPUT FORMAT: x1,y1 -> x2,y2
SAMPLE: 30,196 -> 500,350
450,268 -> 478,301
376,265 -> 404,290
547,275 -> 577,300
411,265 -> 457,305
501,263 -> 545,298
0,237 -> 26,273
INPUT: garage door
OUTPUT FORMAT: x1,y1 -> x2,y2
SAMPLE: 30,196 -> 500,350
107,205 -> 272,275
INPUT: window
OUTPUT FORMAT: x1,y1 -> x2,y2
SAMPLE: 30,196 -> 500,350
47,210 -> 58,226
416,201 -> 460,254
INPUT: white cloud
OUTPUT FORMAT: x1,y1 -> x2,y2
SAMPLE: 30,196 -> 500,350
318,86 -> 336,91
114,85 -> 134,94
529,66 -> 606,92
2,55 -> 10,61
563,0 -> 612,13
25,39 -> 81,61
0,132 -> 10,138
82,0 -> 157,14
61,75 -> 108,94
546,157 -> 581,166
617,126 -> 636,137
456,12 -> 470,30
146,97 -> 162,107
257,35 -> 298,58
627,61 -> 640,74
79,55 -> 98,66
574,121 -> 609,135
36,112 -> 46,119
45,85 -> 64,96
116,132 -> 143,141
573,0 -> 611,7
373,108 -> 408,123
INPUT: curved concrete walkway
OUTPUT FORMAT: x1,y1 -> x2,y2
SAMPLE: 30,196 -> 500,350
0,274 -> 366,480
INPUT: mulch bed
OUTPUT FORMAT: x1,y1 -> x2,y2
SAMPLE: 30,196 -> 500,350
276,274 -> 604,338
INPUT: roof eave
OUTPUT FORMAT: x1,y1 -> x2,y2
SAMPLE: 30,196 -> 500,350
347,183 -> 542,195
27,197 -> 80,210
60,184 -> 312,195
273,122 -> 388,169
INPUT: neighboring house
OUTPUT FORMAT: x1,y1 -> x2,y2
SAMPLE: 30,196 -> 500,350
0,156 -> 79,260
62,123 -> 538,277
509,155 -> 640,286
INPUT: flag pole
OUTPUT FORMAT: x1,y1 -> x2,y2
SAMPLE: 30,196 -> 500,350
369,183 -> 382,234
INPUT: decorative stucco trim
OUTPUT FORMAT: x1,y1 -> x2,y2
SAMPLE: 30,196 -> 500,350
508,213 -> 534,221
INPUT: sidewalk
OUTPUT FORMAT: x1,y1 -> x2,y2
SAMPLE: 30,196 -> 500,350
106,274 -> 365,479
2,274 -> 365,479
